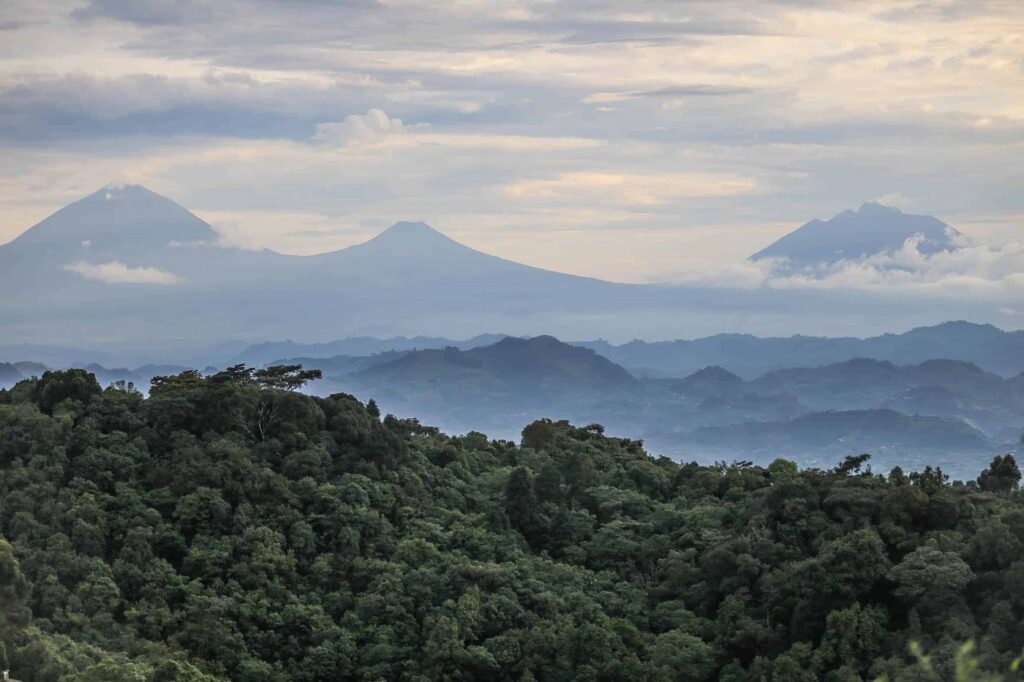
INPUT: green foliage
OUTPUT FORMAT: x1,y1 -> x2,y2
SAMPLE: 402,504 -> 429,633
0,369 -> 1022,680
29,368 -> 103,415
978,455 -> 1021,494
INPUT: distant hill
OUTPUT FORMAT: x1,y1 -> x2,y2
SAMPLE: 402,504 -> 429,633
659,356 -> 1024,441
750,202 -> 963,266
353,336 -> 636,397
745,357 -> 1024,440
301,336 -> 636,438
672,366 -> 745,397
238,320 -> 1024,381
579,321 -> 1024,378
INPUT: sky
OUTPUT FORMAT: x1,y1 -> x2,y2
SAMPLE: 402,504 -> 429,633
1,0 -> 1022,285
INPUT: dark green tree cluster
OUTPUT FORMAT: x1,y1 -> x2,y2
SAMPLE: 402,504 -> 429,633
0,370 -> 1022,681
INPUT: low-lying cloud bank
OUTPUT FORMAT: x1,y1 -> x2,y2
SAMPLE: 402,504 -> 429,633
64,260 -> 183,285
679,235 -> 1024,298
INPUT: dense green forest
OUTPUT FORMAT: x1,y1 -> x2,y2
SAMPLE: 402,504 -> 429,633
0,367 -> 1022,681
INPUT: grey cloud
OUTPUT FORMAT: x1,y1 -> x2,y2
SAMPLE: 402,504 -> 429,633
586,84 -> 755,104
72,0 -> 214,25
640,85 -> 754,97
500,18 -> 771,46
0,73 -> 383,143
878,0 -> 1020,22
73,0 -> 381,27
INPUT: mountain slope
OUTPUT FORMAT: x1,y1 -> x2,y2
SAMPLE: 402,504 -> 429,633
751,202 -> 963,266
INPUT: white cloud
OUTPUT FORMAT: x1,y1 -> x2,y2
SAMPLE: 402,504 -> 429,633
675,235 -> 1024,299
63,260 -> 183,285
874,192 -> 911,209
313,109 -> 421,146
502,171 -> 760,207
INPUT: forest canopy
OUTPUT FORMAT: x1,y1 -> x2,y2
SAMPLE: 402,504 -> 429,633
0,367 -> 1022,681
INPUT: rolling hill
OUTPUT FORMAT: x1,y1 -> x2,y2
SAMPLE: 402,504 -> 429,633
350,335 -> 637,396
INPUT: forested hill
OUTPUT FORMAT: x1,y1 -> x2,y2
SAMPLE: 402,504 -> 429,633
1,368 -> 1023,681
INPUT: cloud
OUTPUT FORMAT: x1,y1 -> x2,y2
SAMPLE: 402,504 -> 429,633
314,109 -> 421,146
63,261 -> 184,285
874,192 -> 912,209
675,235 -> 1024,299
72,0 -> 214,26
1,0 -> 1023,292
502,171 -> 759,207
583,84 -> 753,104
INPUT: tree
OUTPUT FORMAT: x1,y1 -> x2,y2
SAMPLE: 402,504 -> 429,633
3,379 -> 1024,680
253,365 -> 322,391
890,543 -> 974,603
521,419 -> 558,450
505,467 -> 539,539
911,466 -> 949,495
649,630 -> 714,682
0,539 -> 31,656
835,453 -> 871,476
768,458 -> 799,482
977,455 -> 1020,494
30,368 -> 101,414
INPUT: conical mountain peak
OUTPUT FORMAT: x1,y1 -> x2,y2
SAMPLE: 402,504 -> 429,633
8,183 -> 217,251
350,220 -> 480,259
369,221 -> 457,246
382,220 -> 440,235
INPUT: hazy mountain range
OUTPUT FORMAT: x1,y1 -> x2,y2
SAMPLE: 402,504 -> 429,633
239,320 -> 1023,378
0,184 -> 632,343
0,184 -> 1009,346
295,335 -> 1021,478
3,329 -> 1020,479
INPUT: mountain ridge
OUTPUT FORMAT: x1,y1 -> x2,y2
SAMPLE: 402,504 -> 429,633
0,185 -> 1011,345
